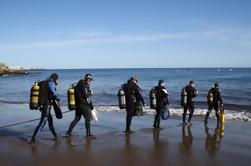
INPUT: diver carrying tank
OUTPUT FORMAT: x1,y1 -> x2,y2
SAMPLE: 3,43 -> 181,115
149,87 -> 157,109
67,84 -> 76,111
30,81 -> 40,110
118,86 -> 126,109
181,87 -> 187,106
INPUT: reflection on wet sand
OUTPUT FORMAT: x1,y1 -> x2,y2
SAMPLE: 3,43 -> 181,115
204,123 -> 224,157
122,133 -> 141,164
151,129 -> 169,165
179,126 -> 193,155
117,133 -> 140,166
65,136 -> 95,150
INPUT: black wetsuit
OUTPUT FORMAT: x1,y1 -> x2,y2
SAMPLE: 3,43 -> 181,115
182,85 -> 197,123
153,85 -> 169,128
123,81 -> 145,132
205,87 -> 223,122
31,80 -> 60,142
66,80 -> 93,136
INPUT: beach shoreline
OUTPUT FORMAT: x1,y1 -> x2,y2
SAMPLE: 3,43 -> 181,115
0,104 -> 251,166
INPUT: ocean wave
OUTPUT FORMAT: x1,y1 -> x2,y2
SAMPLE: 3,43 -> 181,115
1,100 -> 250,122
95,106 -> 251,122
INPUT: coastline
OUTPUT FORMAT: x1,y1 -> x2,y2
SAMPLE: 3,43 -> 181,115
0,62 -> 43,77
0,68 -> 28,77
0,63 -> 27,77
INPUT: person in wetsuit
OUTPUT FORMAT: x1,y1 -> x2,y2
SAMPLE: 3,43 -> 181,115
182,80 -> 198,126
30,73 -> 61,144
153,80 -> 169,129
66,74 -> 95,138
205,82 -> 224,124
123,76 -> 145,134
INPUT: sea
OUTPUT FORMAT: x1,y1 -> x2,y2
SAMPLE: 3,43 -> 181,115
0,68 -> 250,121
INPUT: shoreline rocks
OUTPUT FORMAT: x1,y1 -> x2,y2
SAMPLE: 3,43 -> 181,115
0,63 -> 28,77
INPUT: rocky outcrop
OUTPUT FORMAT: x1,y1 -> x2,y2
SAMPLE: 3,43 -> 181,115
0,63 -> 28,76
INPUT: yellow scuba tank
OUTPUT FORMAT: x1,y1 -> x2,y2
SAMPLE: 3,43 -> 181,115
30,81 -> 40,110
67,84 -> 76,111
118,86 -> 126,109
150,87 -> 157,109
219,105 -> 225,123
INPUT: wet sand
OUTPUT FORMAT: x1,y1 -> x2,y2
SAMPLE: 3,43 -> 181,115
0,104 -> 251,166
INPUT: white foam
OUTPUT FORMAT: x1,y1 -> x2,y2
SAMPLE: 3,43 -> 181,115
2,102 -> 249,122
95,106 -> 251,122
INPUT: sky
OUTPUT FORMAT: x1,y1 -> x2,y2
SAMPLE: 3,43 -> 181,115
0,0 -> 251,69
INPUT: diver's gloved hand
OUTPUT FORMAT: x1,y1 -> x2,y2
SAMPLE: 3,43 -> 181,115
90,90 -> 94,95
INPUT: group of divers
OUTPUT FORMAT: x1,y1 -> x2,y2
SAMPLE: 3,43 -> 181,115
29,73 -> 225,144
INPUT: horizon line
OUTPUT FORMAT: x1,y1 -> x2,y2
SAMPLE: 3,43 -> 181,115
32,67 -> 251,70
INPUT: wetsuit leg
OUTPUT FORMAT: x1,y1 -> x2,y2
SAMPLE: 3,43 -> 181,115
31,114 -> 46,140
31,107 -> 47,141
47,112 -> 58,139
205,105 -> 213,122
126,109 -> 133,132
81,104 -> 92,136
188,104 -> 194,123
154,103 -> 161,128
66,110 -> 82,136
183,105 -> 188,123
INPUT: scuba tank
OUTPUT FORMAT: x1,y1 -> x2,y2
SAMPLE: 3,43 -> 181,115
219,105 -> 225,123
118,86 -> 126,109
30,81 -> 40,110
149,87 -> 157,109
207,91 -> 214,105
181,87 -> 187,106
67,84 -> 76,111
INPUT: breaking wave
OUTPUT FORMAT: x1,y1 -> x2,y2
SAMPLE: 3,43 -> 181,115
95,106 -> 251,122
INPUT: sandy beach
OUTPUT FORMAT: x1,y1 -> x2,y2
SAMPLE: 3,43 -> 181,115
0,103 -> 251,166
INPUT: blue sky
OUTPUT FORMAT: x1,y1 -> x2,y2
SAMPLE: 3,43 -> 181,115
0,0 -> 251,69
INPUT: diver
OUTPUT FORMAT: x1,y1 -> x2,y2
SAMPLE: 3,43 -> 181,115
30,73 -> 61,144
65,74 -> 95,138
122,76 -> 145,134
205,82 -> 224,124
181,80 -> 198,126
153,80 -> 169,129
